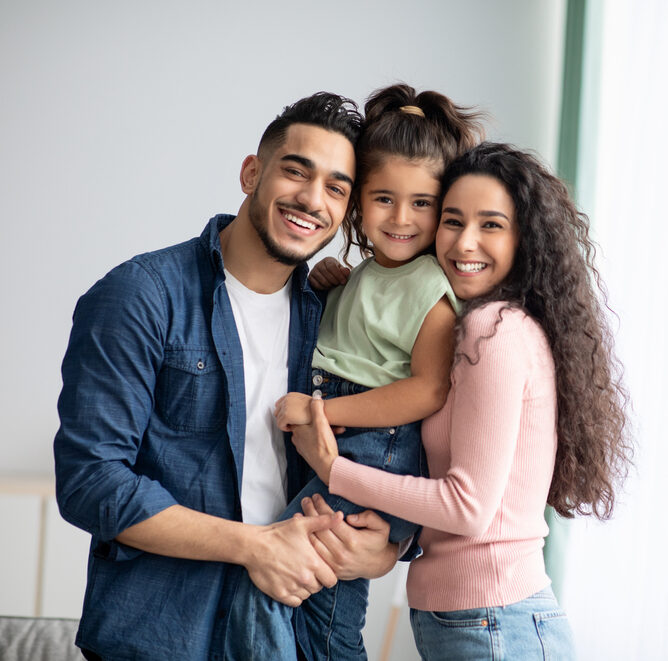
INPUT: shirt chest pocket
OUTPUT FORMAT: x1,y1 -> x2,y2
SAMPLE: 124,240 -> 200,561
155,349 -> 228,433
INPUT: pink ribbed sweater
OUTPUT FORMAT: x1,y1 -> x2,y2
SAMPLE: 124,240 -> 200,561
329,303 -> 557,611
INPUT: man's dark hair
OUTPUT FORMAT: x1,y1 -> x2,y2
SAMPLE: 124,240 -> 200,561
258,92 -> 363,158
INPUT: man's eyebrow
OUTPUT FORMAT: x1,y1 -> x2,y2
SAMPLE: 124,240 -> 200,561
442,206 -> 509,220
281,154 -> 314,169
281,154 -> 353,187
332,171 -> 354,187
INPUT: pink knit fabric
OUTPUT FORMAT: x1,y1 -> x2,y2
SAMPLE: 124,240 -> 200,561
329,302 -> 557,610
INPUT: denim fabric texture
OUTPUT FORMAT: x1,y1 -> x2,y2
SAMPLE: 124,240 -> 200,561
225,369 -> 426,661
410,586 -> 576,661
54,215 -> 321,661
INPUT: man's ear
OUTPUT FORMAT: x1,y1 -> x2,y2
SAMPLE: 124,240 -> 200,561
240,155 -> 261,194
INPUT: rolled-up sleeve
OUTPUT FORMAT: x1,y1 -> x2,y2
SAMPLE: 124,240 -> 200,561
54,260 -> 178,550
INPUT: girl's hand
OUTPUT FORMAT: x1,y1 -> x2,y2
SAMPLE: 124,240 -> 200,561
308,257 -> 351,290
274,392 -> 313,431
290,396 -> 340,484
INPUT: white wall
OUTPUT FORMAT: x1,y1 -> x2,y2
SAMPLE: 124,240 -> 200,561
0,0 -> 566,657
0,0 -> 565,474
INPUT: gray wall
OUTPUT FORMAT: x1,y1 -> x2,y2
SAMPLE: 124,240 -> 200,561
0,0 -> 566,657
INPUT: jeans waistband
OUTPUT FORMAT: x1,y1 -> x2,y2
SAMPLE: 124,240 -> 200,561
310,368 -> 371,399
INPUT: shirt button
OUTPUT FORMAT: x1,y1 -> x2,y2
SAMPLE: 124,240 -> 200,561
197,360 -> 205,370
312,374 -> 323,386
312,389 -> 322,398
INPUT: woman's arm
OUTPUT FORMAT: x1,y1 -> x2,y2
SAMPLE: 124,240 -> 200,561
294,307 -> 539,536
275,297 -> 456,429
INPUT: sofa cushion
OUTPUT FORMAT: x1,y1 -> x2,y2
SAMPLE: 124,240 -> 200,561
0,616 -> 80,661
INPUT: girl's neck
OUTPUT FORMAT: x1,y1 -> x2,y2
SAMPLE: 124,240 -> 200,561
373,251 -> 423,269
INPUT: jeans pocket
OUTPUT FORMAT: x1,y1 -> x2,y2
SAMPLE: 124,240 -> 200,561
428,607 -> 490,627
412,608 -> 495,661
534,610 -> 576,661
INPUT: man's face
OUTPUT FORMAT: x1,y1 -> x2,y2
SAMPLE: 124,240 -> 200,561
243,124 -> 356,265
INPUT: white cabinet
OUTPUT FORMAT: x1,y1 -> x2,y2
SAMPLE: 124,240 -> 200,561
0,477 -> 88,618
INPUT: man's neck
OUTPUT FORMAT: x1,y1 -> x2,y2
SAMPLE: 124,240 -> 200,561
219,207 -> 297,295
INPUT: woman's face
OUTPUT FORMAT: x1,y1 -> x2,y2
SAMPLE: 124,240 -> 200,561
436,174 -> 519,300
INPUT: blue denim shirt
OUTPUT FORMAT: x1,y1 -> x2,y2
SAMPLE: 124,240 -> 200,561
54,214 -> 322,660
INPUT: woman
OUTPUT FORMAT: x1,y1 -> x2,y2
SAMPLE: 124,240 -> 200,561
293,142 -> 632,660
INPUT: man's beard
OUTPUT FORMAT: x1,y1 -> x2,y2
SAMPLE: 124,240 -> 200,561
248,190 -> 336,266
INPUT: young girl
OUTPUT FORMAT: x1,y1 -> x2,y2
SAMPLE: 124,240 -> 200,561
224,84 -> 483,661
294,143 -> 633,660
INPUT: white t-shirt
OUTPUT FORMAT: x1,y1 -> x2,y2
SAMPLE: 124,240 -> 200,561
224,269 -> 291,525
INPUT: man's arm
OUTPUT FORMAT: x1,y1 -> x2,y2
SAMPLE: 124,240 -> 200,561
116,504 -> 341,606
54,261 -> 339,606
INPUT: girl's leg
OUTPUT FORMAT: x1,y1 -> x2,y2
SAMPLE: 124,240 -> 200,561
225,471 -> 417,661
223,475 -> 365,661
226,371 -> 425,660
224,575 -> 298,661
291,476 -> 420,661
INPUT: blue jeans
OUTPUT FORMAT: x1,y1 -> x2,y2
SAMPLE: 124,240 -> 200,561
224,369 -> 426,661
410,586 -> 576,660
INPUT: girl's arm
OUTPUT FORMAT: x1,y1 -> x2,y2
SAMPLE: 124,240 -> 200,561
274,297 -> 456,429
292,307 -> 539,537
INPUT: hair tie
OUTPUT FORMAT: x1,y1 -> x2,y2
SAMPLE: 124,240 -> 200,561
399,105 -> 425,118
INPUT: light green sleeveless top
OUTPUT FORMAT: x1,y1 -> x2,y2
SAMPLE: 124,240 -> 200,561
312,255 -> 460,388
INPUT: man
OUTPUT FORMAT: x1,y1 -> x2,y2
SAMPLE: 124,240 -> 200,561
54,93 -> 398,660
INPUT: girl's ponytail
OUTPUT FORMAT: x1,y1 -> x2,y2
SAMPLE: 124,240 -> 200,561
342,83 -> 485,262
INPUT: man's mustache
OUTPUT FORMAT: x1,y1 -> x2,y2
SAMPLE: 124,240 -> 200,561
279,203 -> 327,227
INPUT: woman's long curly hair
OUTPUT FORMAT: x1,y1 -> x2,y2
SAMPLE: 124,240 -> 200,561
443,142 -> 632,520
341,83 -> 485,264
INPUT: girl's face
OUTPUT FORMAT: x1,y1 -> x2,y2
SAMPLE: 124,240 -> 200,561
436,174 -> 519,300
360,156 -> 441,268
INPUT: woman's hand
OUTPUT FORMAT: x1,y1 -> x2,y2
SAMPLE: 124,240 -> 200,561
274,392 -> 313,431
299,494 -> 398,580
290,395 -> 341,485
308,257 -> 351,291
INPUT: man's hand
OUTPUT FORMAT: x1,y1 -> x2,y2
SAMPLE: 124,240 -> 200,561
300,494 -> 398,581
243,512 -> 343,607
308,257 -> 351,291
274,392 -> 313,431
